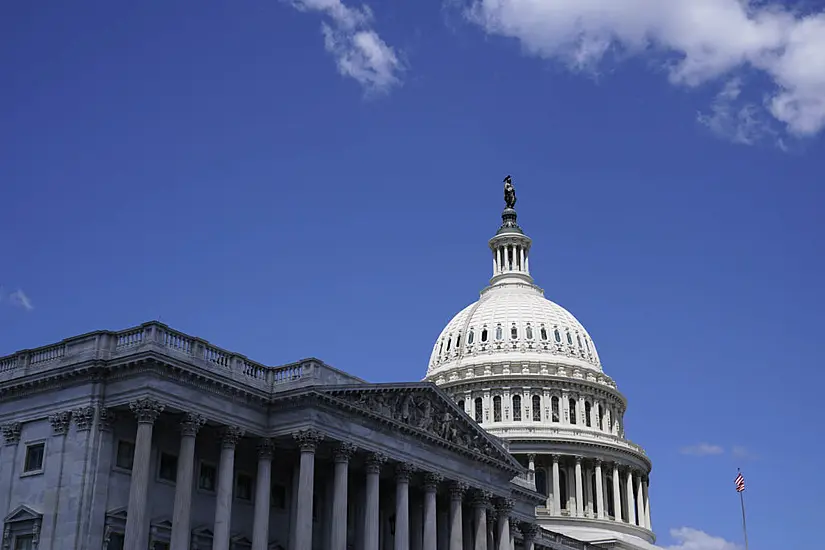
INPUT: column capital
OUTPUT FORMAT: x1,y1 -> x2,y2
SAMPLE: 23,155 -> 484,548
508,517 -> 520,534
395,462 -> 415,483
527,453 -> 536,462
220,425 -> 245,449
130,397 -> 164,424
449,481 -> 469,501
593,458 -> 602,467
470,490 -> 492,508
333,441 -> 357,463
495,497 -> 514,517
72,406 -> 96,432
1,422 -> 20,446
97,407 -> 115,432
293,428 -> 324,452
257,438 -> 275,459
180,413 -> 206,437
520,523 -> 539,541
551,454 -> 561,463
365,452 -> 388,474
49,411 -> 71,436
423,472 -> 443,491
574,455 -> 583,465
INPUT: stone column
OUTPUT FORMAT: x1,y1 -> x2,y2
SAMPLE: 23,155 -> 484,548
411,493 -> 423,550
0,422 -> 21,520
635,475 -> 645,528
330,442 -> 356,550
123,398 -> 164,550
252,439 -> 275,550
551,455 -> 561,516
448,482 -> 467,550
594,460 -> 604,520
507,518 -> 517,550
423,473 -> 442,550
170,413 -> 206,550
293,429 -> 324,550
495,500 -> 512,550
574,457 -> 584,517
395,463 -> 415,550
40,411 -> 70,549
611,463 -> 622,522
520,524 -> 538,550
625,469 -> 636,526
583,464 -> 593,518
643,477 -> 652,530
213,426 -> 245,550
364,453 -> 387,550
471,491 -> 489,550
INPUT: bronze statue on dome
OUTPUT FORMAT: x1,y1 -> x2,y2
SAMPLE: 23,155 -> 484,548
503,175 -> 517,209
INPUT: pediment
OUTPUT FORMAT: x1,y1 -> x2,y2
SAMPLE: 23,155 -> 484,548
192,526 -> 214,537
231,534 -> 252,544
318,383 -> 523,472
151,517 -> 173,531
105,507 -> 127,521
4,505 -> 41,523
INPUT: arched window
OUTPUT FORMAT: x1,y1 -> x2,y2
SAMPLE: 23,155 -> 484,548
495,325 -> 503,341
540,326 -> 548,340
607,413 -> 613,433
559,469 -> 569,510
455,333 -> 461,348
569,398 -> 577,424
551,396 -> 560,422
566,331 -> 573,345
554,329 -> 561,343
510,325 -> 518,340
468,330 -> 475,345
584,337 -> 591,352
439,341 -> 444,355
591,473 -> 599,515
512,395 -> 522,421
458,399 -> 465,412
585,401 -> 592,427
577,334 -> 583,349
474,398 -> 483,423
493,396 -> 502,422
598,404 -> 604,430
481,328 -> 488,342
526,324 -> 533,340
532,395 -> 541,421
446,337 -> 451,351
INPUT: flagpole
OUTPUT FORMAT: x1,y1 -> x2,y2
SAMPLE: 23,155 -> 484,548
738,469 -> 749,550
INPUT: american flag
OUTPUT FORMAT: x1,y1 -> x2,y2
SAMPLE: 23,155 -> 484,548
735,471 -> 745,493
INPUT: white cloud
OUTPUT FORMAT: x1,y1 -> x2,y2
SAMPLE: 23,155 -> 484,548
697,78 -> 773,145
732,446 -> 758,461
289,0 -> 402,93
460,0 -> 825,139
680,443 -> 725,456
8,289 -> 33,311
665,527 -> 741,550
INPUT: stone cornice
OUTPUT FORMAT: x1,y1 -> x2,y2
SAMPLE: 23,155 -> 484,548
507,440 -> 651,471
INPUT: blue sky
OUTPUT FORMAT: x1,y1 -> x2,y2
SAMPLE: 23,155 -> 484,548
2,2 -> 823,549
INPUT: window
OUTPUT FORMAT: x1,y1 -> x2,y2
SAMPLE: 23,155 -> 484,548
526,325 -> 533,340
14,535 -> 35,550
585,402 -> 592,427
199,462 -> 217,492
23,443 -> 45,473
554,329 -> 561,343
271,483 -> 287,509
474,398 -> 483,423
158,452 -> 178,483
106,533 -> 124,550
531,395 -> 541,421
512,395 -> 522,421
569,399 -> 577,424
467,330 -> 475,344
510,325 -> 518,340
481,328 -> 488,342
457,399 -> 465,412
235,473 -> 253,501
115,441 -> 134,471
495,325 -> 503,341
438,341 -> 443,355
577,335 -> 583,349
493,396 -> 502,422
455,333 -> 461,348
584,338 -> 591,353
540,326 -> 548,340
566,331 -> 573,345
446,337 -> 451,351
551,396 -> 560,422
598,405 -> 604,430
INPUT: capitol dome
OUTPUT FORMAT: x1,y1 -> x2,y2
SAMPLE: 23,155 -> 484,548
424,177 -> 658,550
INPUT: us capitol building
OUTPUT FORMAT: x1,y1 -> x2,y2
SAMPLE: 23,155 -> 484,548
0,178 -> 660,550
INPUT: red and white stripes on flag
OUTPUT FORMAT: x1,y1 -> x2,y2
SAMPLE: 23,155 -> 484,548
735,471 -> 745,493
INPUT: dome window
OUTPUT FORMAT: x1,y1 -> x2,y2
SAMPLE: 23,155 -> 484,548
569,398 -> 577,424
495,325 -> 503,341
467,330 -> 474,345
577,334 -> 583,349
510,325 -> 518,340
551,396 -> 560,422
540,326 -> 548,341
585,401 -> 592,427
598,404 -> 604,431
493,396 -> 502,422
554,329 -> 561,343
531,395 -> 541,421
512,395 -> 522,421
446,337 -> 451,351
526,325 -> 533,340
474,398 -> 483,423
584,338 -> 591,352
481,328 -> 488,342
566,331 -> 573,345
455,333 -> 461,348
439,341 -> 444,355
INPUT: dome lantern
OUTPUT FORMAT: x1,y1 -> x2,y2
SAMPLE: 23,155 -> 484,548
489,175 -> 533,286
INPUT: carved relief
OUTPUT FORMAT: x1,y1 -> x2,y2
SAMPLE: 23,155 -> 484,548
220,426 -> 245,449
129,397 -> 164,424
49,411 -> 71,436
180,413 -> 206,437
72,406 -> 96,432
292,429 -> 324,452
332,441 -> 357,463
2,423 -> 21,446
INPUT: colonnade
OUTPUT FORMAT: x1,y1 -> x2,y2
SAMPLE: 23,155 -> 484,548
527,454 -> 651,531
118,398 -> 545,550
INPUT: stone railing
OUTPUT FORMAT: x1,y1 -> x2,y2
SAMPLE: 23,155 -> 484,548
0,321 -> 363,392
511,470 -> 537,491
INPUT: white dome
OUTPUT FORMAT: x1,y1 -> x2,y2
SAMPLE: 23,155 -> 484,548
426,280 -> 602,378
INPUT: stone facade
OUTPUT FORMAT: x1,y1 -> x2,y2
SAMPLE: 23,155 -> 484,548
0,322 -> 604,550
